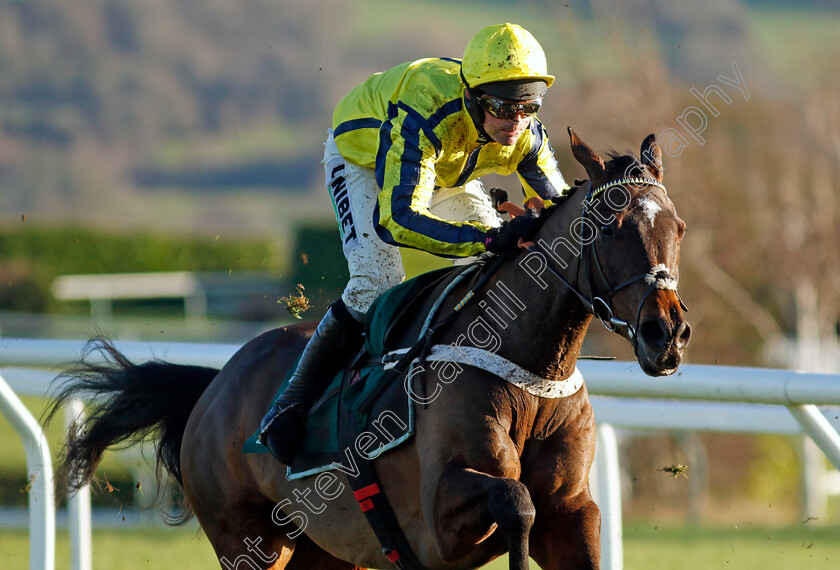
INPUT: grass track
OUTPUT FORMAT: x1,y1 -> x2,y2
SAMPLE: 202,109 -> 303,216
622,523 -> 840,569
0,527 -> 216,570
1,524 -> 839,569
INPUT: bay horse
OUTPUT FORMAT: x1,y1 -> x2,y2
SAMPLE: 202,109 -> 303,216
48,129 -> 690,569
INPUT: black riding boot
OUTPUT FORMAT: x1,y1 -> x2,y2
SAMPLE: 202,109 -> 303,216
259,299 -> 364,465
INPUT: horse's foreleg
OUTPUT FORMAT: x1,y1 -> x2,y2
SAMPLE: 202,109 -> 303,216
528,492 -> 601,570
428,467 -> 534,570
524,396 -> 601,569
486,477 -> 536,570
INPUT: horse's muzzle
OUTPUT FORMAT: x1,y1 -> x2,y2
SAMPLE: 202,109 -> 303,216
635,299 -> 691,376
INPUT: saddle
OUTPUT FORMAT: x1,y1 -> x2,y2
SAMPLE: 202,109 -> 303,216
241,261 -> 481,476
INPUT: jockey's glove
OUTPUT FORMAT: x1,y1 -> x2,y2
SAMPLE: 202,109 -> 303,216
484,211 -> 541,253
489,187 -> 509,211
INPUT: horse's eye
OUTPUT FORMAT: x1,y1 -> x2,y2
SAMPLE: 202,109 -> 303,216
600,225 -> 615,238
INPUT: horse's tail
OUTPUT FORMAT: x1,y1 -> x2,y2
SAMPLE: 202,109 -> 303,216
45,337 -> 220,524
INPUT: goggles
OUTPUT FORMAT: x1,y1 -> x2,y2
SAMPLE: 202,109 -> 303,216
478,96 -> 541,119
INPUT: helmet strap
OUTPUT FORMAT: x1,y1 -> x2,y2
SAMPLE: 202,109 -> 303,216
461,70 -> 491,143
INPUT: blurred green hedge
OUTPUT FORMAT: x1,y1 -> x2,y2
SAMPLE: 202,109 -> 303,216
0,227 -> 281,312
0,224 -> 452,316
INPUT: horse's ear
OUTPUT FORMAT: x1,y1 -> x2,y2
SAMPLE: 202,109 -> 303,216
640,133 -> 664,181
568,127 -> 605,181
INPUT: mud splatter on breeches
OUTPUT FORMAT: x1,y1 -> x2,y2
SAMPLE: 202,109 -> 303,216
322,130 -> 501,316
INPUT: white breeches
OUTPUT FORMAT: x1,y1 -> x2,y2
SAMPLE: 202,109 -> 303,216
322,130 -> 501,316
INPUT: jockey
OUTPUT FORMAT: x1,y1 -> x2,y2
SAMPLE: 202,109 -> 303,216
260,23 -> 570,464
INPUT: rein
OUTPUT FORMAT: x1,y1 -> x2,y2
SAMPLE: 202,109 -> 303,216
526,176 -> 684,347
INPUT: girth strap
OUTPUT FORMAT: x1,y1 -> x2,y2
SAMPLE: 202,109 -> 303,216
338,367 -> 427,570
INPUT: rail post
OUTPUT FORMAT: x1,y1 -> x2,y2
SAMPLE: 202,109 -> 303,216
66,398 -> 92,570
595,422 -> 623,570
0,372 -> 55,570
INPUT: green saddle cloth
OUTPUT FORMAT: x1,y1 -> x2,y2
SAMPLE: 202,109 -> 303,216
242,265 -> 461,477
363,265 -> 455,357
242,360 -> 395,456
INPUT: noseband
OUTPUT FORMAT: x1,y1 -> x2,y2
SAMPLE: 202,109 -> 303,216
528,177 -> 686,347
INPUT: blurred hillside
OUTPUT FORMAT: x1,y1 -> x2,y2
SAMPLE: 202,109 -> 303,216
1,0 -> 839,366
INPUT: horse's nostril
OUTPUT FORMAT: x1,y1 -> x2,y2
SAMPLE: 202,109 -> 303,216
678,322 -> 692,347
639,319 -> 667,347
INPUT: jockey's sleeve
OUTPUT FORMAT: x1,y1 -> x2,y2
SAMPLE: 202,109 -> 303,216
517,119 -> 571,201
373,106 -> 490,259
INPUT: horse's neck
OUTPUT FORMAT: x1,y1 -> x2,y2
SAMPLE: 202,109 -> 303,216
493,254 -> 592,380
464,203 -> 593,381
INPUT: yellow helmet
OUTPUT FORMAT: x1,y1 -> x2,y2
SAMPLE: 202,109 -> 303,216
462,23 -> 554,98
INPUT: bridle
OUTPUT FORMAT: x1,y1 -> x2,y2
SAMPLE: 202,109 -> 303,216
527,176 -> 686,347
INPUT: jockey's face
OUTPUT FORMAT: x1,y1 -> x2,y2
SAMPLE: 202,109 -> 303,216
479,95 -> 535,146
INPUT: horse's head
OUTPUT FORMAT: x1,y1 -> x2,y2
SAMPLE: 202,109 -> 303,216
557,128 -> 691,376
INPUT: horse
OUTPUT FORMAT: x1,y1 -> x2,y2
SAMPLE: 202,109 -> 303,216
47,128 -> 690,570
